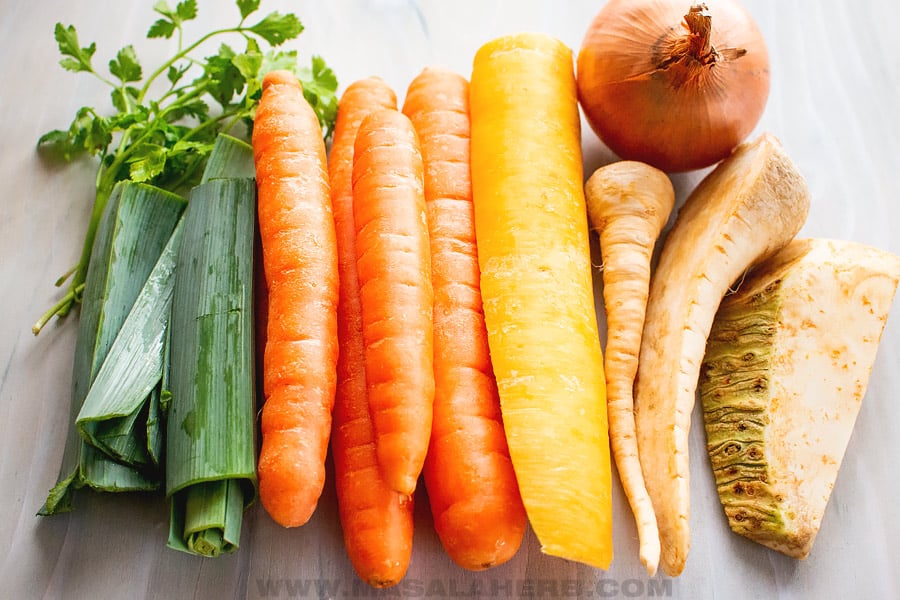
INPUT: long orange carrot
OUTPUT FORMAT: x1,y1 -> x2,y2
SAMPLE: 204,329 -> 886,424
401,66 -> 526,570
252,70 -> 339,527
329,78 -> 414,587
352,108 -> 434,497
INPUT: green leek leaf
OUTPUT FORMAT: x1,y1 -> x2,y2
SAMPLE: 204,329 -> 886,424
166,139 -> 256,554
201,134 -> 255,182
39,182 -> 185,515
76,220 -> 184,468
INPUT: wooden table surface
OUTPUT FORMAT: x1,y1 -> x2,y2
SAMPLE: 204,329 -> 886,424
2,1 -> 899,598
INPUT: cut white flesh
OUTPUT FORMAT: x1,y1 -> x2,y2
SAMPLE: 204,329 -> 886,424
700,238 -> 900,558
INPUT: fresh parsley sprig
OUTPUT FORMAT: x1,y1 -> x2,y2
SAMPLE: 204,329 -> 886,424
33,0 -> 338,334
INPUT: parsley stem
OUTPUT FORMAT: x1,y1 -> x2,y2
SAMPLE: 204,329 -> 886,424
71,183 -> 114,291
138,27 -> 244,103
182,105 -> 242,143
53,264 -> 79,287
105,85 -> 210,182
32,283 -> 85,335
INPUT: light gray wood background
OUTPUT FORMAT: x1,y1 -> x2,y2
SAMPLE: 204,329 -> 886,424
2,1 -> 898,598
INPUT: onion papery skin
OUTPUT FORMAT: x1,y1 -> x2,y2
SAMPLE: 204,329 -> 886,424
576,0 -> 770,172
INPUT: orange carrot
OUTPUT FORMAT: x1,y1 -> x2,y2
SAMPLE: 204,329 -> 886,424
401,66 -> 526,570
352,108 -> 434,496
252,70 -> 339,527
329,78 -> 414,587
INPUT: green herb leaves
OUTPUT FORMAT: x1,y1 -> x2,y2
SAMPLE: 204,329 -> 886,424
148,0 -> 199,39
109,46 -> 142,83
34,0 -> 338,334
247,12 -> 304,46
54,23 -> 97,74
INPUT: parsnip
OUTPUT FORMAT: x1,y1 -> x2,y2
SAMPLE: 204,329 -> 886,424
634,133 -> 810,576
700,238 -> 900,559
585,161 -> 675,576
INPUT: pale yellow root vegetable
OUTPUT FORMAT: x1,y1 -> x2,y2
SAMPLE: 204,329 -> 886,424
585,161 -> 675,576
634,133 -> 810,576
701,238 -> 900,559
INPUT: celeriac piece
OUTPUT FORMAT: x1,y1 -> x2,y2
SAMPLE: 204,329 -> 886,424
700,238 -> 900,558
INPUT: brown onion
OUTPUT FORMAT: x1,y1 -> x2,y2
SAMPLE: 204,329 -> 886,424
576,0 -> 770,172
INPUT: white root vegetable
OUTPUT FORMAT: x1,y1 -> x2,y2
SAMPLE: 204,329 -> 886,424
700,238 -> 900,559
585,161 -> 675,576
634,133 -> 810,576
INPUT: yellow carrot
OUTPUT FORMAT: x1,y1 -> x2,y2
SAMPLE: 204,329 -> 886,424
469,32 -> 613,569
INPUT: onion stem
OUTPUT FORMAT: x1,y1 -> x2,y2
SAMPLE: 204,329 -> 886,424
684,4 -> 715,64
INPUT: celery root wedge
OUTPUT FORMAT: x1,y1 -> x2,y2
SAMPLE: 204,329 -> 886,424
700,238 -> 900,559
634,133 -> 810,575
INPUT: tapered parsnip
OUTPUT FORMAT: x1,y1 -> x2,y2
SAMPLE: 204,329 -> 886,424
470,32 -> 613,569
634,133 -> 810,576
585,161 -> 675,576
701,238 -> 900,559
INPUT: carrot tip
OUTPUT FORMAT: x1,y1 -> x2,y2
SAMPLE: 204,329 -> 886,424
262,69 -> 302,92
390,474 -> 418,497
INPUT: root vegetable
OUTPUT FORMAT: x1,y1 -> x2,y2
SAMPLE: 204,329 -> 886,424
352,109 -> 435,497
469,32 -> 613,569
329,78 -> 414,588
634,133 -> 810,575
585,161 -> 675,576
700,238 -> 900,559
402,66 -> 527,571
253,70 -> 339,527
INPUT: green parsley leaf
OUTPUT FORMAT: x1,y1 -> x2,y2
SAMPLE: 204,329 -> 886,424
237,0 -> 260,20
231,52 -> 263,82
147,18 -> 177,39
108,105 -> 149,131
167,98 -> 210,122
152,0 -> 176,20
176,0 -> 198,22
110,85 -> 141,113
248,12 -> 303,46
260,49 -> 298,76
110,46 -> 143,83
127,143 -> 167,182
166,63 -> 191,86
205,45 -> 246,107
84,116 -> 113,154
298,55 -> 339,138
54,23 -> 96,73
149,0 -> 196,37
36,129 -> 76,162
